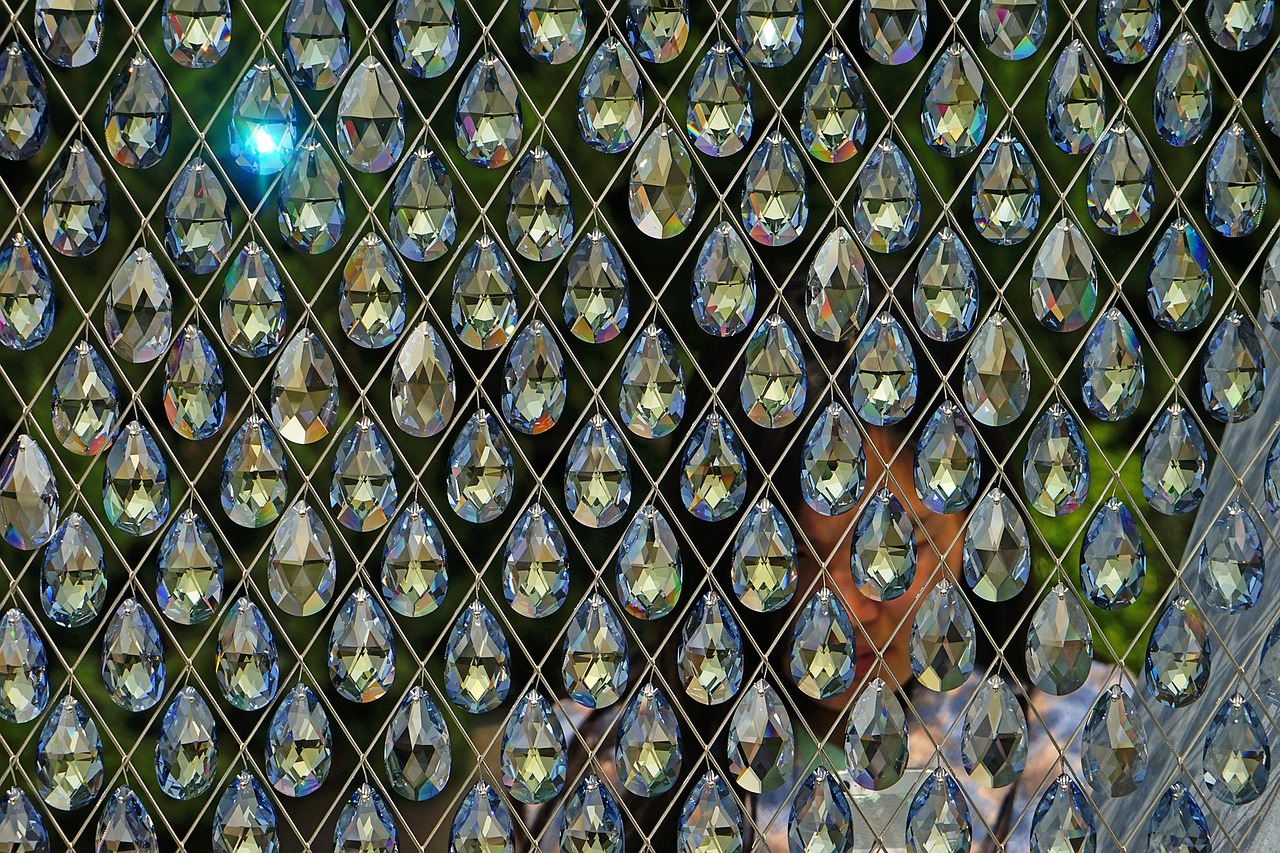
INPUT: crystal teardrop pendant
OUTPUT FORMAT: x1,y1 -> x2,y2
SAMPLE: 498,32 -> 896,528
215,597 -> 279,711
692,222 -> 756,337
156,509 -> 223,625
336,56 -> 403,173
444,600 -> 511,713
678,771 -> 742,852
1022,403 -> 1089,517
962,312 -> 1029,427
0,434 -> 58,550
277,138 -> 344,253
563,592 -> 629,707
788,768 -> 852,851
1141,403 -> 1207,515
51,341 -> 118,455
1080,497 -> 1146,609
451,235 -> 519,350
220,414 -> 288,528
391,321 -> 454,437
920,43 -> 987,158
1030,218 -> 1096,332
850,488 -> 916,602
564,229 -> 629,343
628,0 -> 688,62
576,38 -> 643,154
265,683 -> 332,797
679,591 -> 743,704
508,146 -> 575,261
101,788 -> 158,845
732,498 -> 797,612
788,588 -> 855,699
1145,596 -> 1210,706
560,775 -> 623,852
963,488 -> 1030,602
340,234 -> 406,349
807,225 -> 869,341
1025,583 -> 1092,695
1154,33 -> 1212,147
1086,120 -> 1154,235
164,326 -> 225,440
333,784 -> 397,849
686,42 -> 753,157
915,399 -> 980,514
229,60 -> 296,175
105,247 -> 172,364
281,0 -> 350,89
1206,0 -> 1274,49
1148,783 -> 1210,852
101,598 -> 165,711
971,130 -> 1039,244
384,686 -> 451,800
616,503 -> 681,619
618,323 -> 685,438
503,503 -> 569,618
1197,500 -> 1264,612
391,151 -> 456,267
800,401 -> 865,516
740,130 -> 807,246
394,0 -> 458,78
1081,308 -> 1144,420
1046,39 -> 1106,153
801,47 -> 865,163
726,679 -> 793,794
451,781 -> 514,851
680,409 -> 747,521
1147,217 -> 1212,331
740,313 -> 806,428
447,410 -> 514,523
564,414 -> 631,527
906,768 -> 970,852
267,500 -> 336,616
102,420 -> 169,536
155,687 -> 218,799
166,156 -> 229,272
0,42 -> 49,161
163,0 -> 231,67
501,688 -> 567,803
850,311 -> 917,426
1081,683 -> 1147,797
914,227 -> 978,342
851,137 -> 919,252
40,512 -> 107,627
381,502 -> 448,617
909,579 -> 975,692
519,0 -> 586,64
35,0 -> 103,67
1030,774 -> 1096,852
629,122 -> 697,238
845,678 -> 909,790
35,696 -> 103,810
271,327 -> 339,444
859,0 -> 927,65
329,417 -> 398,532
1097,0 -> 1160,63
455,52 -> 522,168
327,588 -> 395,702
42,141 -> 109,257
104,53 -> 170,170
1205,122 -> 1266,238
220,242 -> 286,357
960,674 -> 1027,787
1203,694 -> 1271,804
616,681 -> 686,794
0,607 -> 48,724
736,0 -> 803,67
979,0 -> 1046,59
0,788 -> 48,849
1201,310 -> 1266,422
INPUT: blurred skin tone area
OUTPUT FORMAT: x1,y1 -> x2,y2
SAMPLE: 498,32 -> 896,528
797,426 -> 966,700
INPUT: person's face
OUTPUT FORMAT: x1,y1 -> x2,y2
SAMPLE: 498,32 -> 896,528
797,428 -> 965,697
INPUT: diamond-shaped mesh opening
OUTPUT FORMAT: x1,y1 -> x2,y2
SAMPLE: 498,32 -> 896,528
3,0 -> 1280,849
